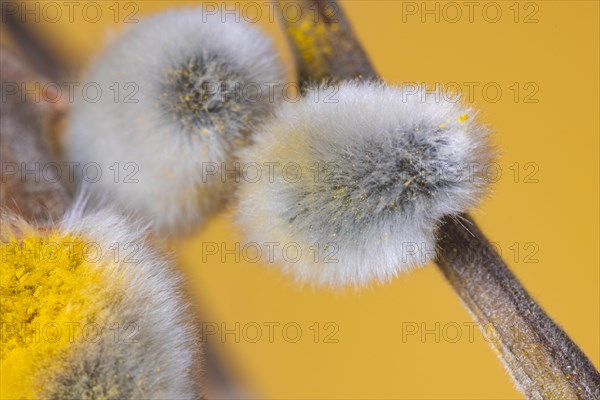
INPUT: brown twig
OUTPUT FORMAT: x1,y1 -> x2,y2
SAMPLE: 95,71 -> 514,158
277,0 -> 376,83
0,47 -> 70,222
277,1 -> 600,398
1,0 -> 68,80
437,214 -> 600,399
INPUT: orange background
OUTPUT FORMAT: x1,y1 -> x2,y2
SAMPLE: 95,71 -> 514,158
3,1 -> 598,399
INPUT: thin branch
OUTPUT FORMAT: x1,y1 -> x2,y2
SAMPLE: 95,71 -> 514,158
0,48 -> 70,222
277,1 -> 600,398
437,214 -> 600,399
0,1 -> 68,81
277,0 -> 377,83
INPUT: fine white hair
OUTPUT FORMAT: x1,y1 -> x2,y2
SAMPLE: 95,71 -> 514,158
237,81 -> 493,288
67,8 -> 285,233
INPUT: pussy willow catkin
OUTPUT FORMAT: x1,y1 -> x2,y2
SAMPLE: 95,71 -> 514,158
237,81 -> 493,287
67,8 -> 285,233
0,205 -> 199,399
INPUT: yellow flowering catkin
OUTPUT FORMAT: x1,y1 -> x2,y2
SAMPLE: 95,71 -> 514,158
0,229 -> 119,399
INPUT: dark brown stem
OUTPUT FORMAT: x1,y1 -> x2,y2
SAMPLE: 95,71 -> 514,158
437,214 -> 600,399
278,1 -> 600,398
0,48 -> 70,222
1,1 -> 68,81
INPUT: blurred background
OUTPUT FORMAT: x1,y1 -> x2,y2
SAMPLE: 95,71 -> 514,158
1,1 -> 598,399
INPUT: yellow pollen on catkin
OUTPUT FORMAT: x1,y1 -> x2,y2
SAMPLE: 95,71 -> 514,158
403,175 -> 418,187
0,228 -> 121,399
458,114 -> 469,122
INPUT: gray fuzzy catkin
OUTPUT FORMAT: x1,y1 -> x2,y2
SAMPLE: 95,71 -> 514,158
67,8 -> 285,233
237,81 -> 493,287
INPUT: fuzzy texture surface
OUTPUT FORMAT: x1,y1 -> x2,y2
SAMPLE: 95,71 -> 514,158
0,204 -> 200,399
67,8 -> 284,233
237,81 -> 493,287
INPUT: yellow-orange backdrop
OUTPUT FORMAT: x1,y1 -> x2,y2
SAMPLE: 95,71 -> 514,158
5,1 -> 598,399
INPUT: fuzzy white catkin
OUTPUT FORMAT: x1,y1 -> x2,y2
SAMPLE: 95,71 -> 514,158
67,8 -> 285,233
1,202 -> 200,399
237,81 -> 493,288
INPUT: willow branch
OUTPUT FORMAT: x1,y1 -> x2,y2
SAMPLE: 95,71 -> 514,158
437,214 -> 599,399
277,1 -> 600,399
277,0 -> 377,83
0,1 -> 68,81
0,48 -> 70,222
